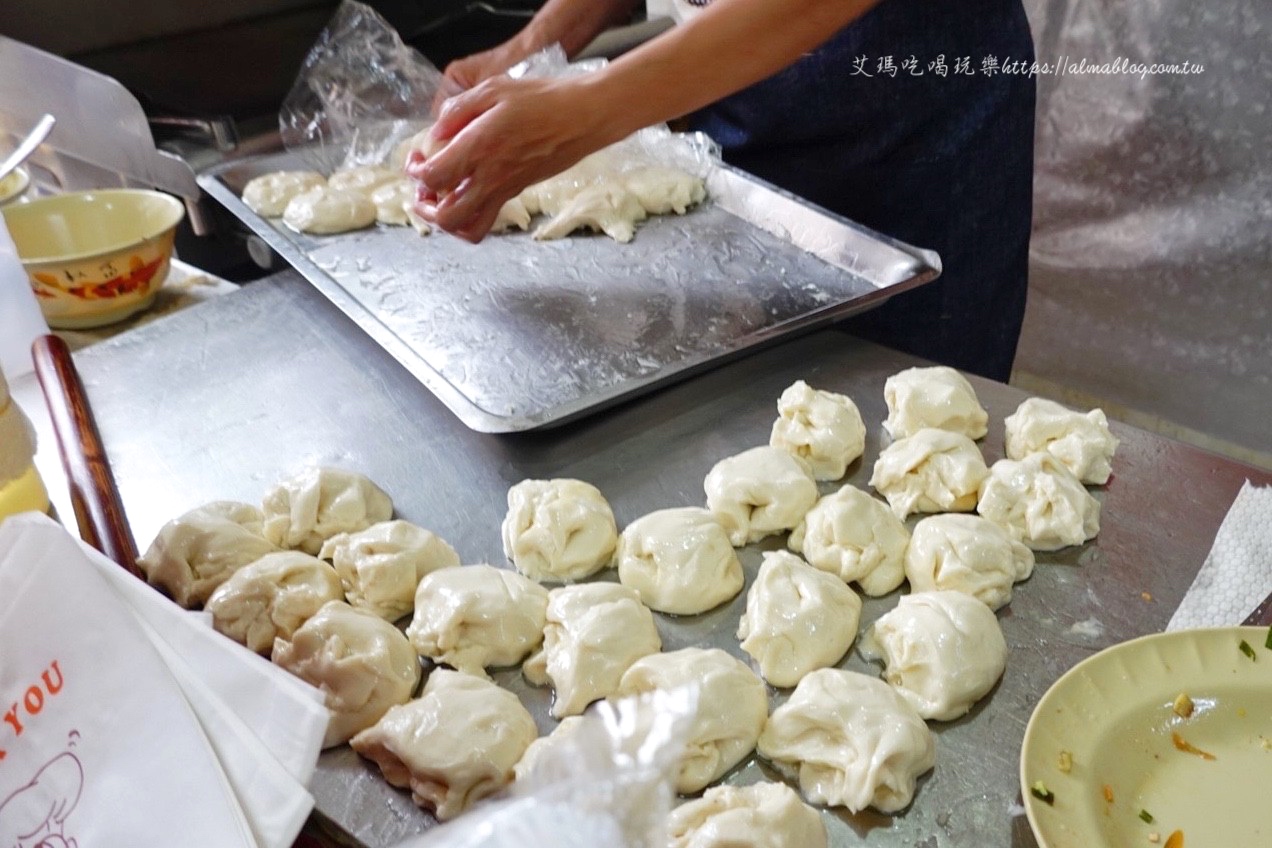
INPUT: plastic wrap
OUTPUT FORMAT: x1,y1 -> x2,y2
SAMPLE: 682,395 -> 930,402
1024,0 -> 1269,271
394,687 -> 696,848
279,0 -> 444,173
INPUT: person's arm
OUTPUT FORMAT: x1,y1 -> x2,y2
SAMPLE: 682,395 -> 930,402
444,0 -> 641,87
415,0 -> 881,241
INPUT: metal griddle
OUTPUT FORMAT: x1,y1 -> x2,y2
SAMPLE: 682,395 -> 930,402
64,273 -> 1272,848
199,150 -> 940,433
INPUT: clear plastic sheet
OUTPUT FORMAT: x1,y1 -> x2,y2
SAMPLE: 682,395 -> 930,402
1024,0 -> 1270,271
279,0 -> 443,173
394,688 -> 696,848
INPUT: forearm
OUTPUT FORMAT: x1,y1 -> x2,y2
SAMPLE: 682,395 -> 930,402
514,0 -> 643,60
583,0 -> 881,136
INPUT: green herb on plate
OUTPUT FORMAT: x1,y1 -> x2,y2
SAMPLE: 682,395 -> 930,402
1140,809 -> 1155,824
1239,639 -> 1257,661
1264,625 -> 1271,651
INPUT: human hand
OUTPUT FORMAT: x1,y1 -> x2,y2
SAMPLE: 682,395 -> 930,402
443,41 -> 527,90
408,75 -> 621,242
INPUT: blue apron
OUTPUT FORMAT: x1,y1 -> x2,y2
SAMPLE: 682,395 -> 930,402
689,0 -> 1036,381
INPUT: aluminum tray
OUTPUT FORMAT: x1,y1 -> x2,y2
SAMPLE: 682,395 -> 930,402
59,274 -> 1271,848
200,151 -> 939,433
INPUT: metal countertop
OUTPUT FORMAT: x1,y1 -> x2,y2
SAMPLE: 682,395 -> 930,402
60,271 -> 1272,848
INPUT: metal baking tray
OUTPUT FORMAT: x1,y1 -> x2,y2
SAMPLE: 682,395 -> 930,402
199,150 -> 939,433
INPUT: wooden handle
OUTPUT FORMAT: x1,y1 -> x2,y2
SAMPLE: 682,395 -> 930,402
31,334 -> 141,577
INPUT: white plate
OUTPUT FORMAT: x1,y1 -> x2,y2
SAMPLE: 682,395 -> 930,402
1020,626 -> 1272,847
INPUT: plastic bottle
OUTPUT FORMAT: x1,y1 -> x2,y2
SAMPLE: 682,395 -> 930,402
0,368 -> 50,520
0,211 -> 49,379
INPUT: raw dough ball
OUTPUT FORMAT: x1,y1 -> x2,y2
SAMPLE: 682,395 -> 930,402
869,428 -> 989,520
138,500 -> 276,608
704,446 -> 818,546
757,668 -> 935,814
738,551 -> 861,688
667,782 -> 828,848
241,170 -> 325,217
205,551 -> 344,653
513,714 -> 590,781
272,600 -> 421,747
282,186 -> 377,235
327,165 -> 403,195
523,583 -> 661,718
319,520 -> 460,621
769,380 -> 866,481
261,467 -> 394,555
405,564 -> 549,677
351,669 -> 536,821
1004,397 -> 1119,485
621,165 -> 706,215
501,478 -> 617,582
859,590 -> 1008,721
904,514 -> 1035,610
369,178 -> 416,226
977,453 -> 1101,551
615,648 -> 768,794
614,507 -> 743,615
883,365 -> 989,441
788,485 -> 909,596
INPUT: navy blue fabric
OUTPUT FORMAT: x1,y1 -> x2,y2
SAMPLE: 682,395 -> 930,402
689,0 -> 1036,381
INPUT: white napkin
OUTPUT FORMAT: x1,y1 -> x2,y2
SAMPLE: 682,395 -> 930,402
1167,481 -> 1272,630
0,513 -> 328,848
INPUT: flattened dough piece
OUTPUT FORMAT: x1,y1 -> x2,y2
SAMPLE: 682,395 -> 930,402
1004,397 -> 1119,485
757,668 -> 935,814
501,478 -> 617,582
523,583 -> 661,718
769,380 -> 866,481
883,365 -> 989,441
350,669 -> 536,820
615,507 -> 743,615
869,428 -> 988,519
859,590 -> 1007,721
620,165 -> 706,215
282,186 -> 377,235
261,467 -> 394,555
704,446 -> 818,546
668,781 -> 828,848
738,551 -> 861,688
904,514 -> 1035,610
533,181 -> 647,243
491,196 -> 532,233
788,485 -> 909,597
138,500 -> 276,608
241,170 -> 326,217
205,550 -> 344,653
614,647 -> 768,794
977,453 -> 1101,551
273,600 -> 421,747
405,564 -> 549,677
320,520 -> 460,621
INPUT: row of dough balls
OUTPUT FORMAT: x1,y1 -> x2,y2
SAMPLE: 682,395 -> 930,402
240,129 -> 707,242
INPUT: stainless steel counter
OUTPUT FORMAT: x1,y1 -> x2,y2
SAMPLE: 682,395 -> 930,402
63,271 -> 1271,848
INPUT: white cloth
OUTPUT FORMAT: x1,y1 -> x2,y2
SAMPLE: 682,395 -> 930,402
0,513 -> 327,848
1167,482 -> 1272,630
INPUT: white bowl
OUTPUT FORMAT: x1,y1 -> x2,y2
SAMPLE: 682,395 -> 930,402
1,189 -> 185,329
